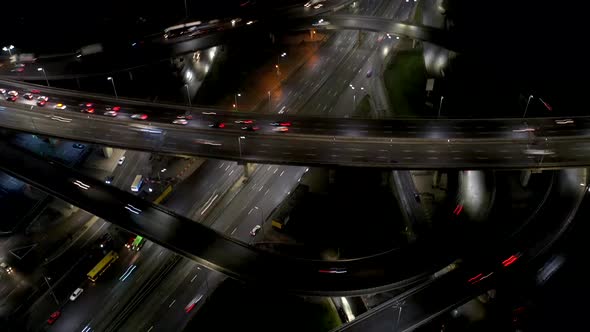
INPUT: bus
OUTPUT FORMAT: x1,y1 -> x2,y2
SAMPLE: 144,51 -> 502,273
130,175 -> 143,192
130,235 -> 146,251
87,251 -> 119,282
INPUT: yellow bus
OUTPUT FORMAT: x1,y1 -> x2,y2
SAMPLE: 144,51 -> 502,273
87,250 -> 119,282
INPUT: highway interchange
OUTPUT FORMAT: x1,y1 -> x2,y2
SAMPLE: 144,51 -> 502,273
0,0 -> 583,331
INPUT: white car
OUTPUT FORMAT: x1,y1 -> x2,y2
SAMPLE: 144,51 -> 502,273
250,225 -> 261,236
69,288 -> 84,301
7,90 -> 18,97
55,103 -> 67,110
118,156 -> 126,165
104,111 -> 118,117
0,88 -> 6,94
555,119 -> 574,125
172,119 -> 188,125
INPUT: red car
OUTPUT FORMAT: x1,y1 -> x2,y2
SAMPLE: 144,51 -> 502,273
47,311 -> 61,325
271,121 -> 292,127
81,108 -> 95,114
131,113 -> 148,120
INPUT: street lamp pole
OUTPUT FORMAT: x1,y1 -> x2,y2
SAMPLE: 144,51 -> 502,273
184,0 -> 189,18
184,84 -> 192,107
523,94 -> 534,118
438,96 -> 444,117
234,93 -> 241,111
268,91 -> 271,112
37,67 -> 50,87
2,45 -> 14,56
107,76 -> 118,99
238,136 -> 245,158
43,274 -> 59,306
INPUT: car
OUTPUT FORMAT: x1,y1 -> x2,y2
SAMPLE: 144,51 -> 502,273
6,94 -> 18,101
366,69 -> 373,78
177,114 -> 193,120
318,267 -> 347,274
55,103 -> 67,110
106,106 -> 121,112
69,288 -> 84,301
209,121 -> 225,128
81,107 -> 95,114
125,237 -> 135,249
241,125 -> 259,131
37,96 -> 48,106
173,119 -> 188,125
270,121 -> 292,127
11,67 -> 25,73
80,102 -> 93,108
72,143 -> 85,149
7,90 -> 18,97
23,93 -> 33,100
234,119 -> 254,124
555,119 -> 574,125
0,262 -> 13,274
118,156 -> 126,165
30,89 -> 41,94
104,110 -> 118,117
250,225 -> 261,236
47,311 -> 61,325
523,149 -> 555,156
272,126 -> 289,132
131,113 -> 148,120
184,294 -> 204,313
104,176 -> 114,184
0,88 -> 6,94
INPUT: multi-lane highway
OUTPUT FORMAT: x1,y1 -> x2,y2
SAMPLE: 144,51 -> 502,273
0,80 -> 589,169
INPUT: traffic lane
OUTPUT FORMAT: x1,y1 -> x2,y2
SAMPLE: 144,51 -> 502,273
2,83 -> 589,141
225,165 -> 304,240
43,245 -> 140,332
120,260 -> 209,332
5,102 -> 590,170
8,96 -> 589,142
72,244 -> 174,332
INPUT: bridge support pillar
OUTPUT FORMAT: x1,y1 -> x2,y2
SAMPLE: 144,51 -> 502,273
243,163 -> 256,181
520,170 -> 532,187
432,171 -> 441,188
101,147 -> 113,158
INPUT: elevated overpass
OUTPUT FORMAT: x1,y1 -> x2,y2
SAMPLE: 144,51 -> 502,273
0,139 -> 582,296
0,80 -> 589,170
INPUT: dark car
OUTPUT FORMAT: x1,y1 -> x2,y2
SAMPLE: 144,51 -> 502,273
47,311 -> 61,325
209,121 -> 226,128
23,93 -> 34,100
104,176 -> 114,184
72,143 -> 85,149
241,125 -> 259,131
6,95 -> 17,102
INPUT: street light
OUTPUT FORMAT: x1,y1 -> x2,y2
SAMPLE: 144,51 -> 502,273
238,136 -> 245,157
276,52 -> 286,76
523,94 -> 534,118
234,93 -> 241,111
107,76 -> 118,99
184,84 -> 192,107
37,67 -> 50,87
349,84 -> 356,110
2,45 -> 14,56
438,96 -> 445,117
